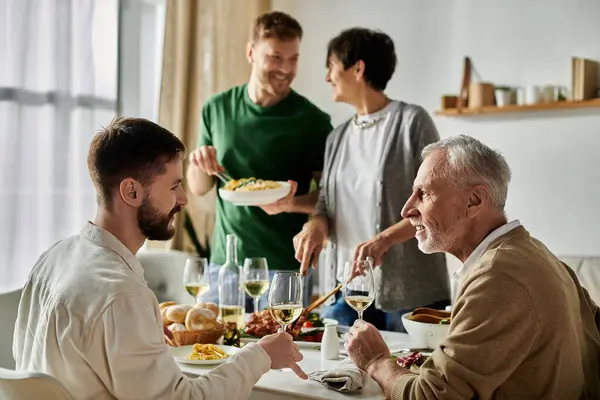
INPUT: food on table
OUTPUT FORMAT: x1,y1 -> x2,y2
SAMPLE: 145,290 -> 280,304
185,307 -> 218,331
193,301 -> 219,316
244,310 -> 325,342
186,343 -> 230,361
168,323 -> 187,332
159,301 -> 177,310
395,351 -> 428,373
408,307 -> 451,325
161,301 -> 223,332
222,177 -> 282,192
165,304 -> 193,323
161,307 -> 172,325
244,310 -> 279,337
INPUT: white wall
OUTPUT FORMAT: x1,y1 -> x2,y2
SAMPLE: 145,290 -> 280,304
273,0 -> 600,258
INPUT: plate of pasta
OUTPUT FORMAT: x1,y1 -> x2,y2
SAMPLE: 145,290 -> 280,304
218,178 -> 291,206
171,343 -> 240,365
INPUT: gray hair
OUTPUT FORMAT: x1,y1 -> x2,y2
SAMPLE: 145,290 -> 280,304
421,135 -> 512,210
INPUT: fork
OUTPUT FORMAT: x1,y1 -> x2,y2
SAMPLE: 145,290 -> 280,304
215,171 -> 233,184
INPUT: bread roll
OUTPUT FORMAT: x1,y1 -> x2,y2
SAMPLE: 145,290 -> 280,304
411,307 -> 451,319
186,307 -> 217,331
205,302 -> 219,315
159,301 -> 177,310
161,306 -> 172,325
165,304 -> 192,324
167,322 -> 187,332
409,314 -> 450,324
194,301 -> 218,315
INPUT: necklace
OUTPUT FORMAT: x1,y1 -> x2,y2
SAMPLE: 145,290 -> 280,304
352,113 -> 385,129
352,99 -> 392,129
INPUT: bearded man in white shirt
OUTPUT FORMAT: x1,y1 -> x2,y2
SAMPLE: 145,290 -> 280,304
13,117 -> 307,400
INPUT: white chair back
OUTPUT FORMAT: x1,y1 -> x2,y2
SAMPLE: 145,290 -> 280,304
136,249 -> 193,305
0,367 -> 73,400
0,289 -> 21,369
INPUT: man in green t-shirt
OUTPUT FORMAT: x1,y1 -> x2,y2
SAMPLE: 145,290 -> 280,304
187,11 -> 332,311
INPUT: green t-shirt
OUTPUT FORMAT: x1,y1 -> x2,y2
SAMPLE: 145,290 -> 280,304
198,84 -> 332,271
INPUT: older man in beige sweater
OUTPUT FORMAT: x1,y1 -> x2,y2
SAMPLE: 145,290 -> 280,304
345,135 -> 600,399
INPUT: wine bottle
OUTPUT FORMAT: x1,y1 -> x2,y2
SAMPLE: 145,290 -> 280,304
218,234 -> 245,328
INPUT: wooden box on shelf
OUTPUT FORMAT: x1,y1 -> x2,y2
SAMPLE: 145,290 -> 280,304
468,83 -> 495,109
440,95 -> 458,109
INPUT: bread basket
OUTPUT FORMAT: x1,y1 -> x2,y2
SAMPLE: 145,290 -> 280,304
161,301 -> 226,346
169,324 -> 227,347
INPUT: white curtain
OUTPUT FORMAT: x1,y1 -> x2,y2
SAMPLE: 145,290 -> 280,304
0,0 -> 118,292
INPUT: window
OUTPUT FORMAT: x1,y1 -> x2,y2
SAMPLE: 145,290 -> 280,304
0,0 -> 118,292
0,0 -> 167,292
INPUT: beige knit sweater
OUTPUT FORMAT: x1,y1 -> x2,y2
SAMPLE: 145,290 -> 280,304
391,226 -> 600,399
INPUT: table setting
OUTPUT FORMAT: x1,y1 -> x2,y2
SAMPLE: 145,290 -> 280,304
173,330 -> 420,400
165,250 -> 448,399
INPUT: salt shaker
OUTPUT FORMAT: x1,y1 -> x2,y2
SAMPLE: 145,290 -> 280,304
321,323 -> 340,360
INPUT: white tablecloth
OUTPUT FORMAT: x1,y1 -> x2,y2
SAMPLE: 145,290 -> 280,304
176,331 -> 417,400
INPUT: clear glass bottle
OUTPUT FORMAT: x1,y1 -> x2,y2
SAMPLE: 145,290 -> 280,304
218,234 -> 245,328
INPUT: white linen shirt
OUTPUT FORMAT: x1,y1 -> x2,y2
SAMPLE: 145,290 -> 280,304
13,222 -> 270,400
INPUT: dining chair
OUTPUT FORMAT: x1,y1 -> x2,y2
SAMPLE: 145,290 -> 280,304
0,367 -> 74,400
0,289 -> 21,370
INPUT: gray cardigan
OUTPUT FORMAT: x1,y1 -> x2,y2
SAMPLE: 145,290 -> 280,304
315,101 -> 450,311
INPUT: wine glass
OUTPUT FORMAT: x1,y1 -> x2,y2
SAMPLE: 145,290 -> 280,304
268,271 -> 303,333
343,258 -> 375,320
242,257 -> 270,314
183,257 -> 211,303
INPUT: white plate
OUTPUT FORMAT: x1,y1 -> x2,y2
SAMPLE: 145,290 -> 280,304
218,181 -> 291,206
171,344 -> 240,365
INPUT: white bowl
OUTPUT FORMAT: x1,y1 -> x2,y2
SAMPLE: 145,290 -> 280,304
218,181 -> 291,206
402,312 -> 450,349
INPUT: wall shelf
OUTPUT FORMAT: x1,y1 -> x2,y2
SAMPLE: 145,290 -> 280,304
434,98 -> 600,117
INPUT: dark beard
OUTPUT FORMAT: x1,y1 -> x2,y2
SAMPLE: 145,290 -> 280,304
137,197 -> 181,241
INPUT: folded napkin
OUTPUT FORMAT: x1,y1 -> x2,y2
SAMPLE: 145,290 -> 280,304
308,359 -> 366,393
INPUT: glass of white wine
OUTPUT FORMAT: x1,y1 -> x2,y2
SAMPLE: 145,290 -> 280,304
183,257 -> 210,303
268,271 -> 303,333
343,258 -> 375,320
243,257 -> 270,314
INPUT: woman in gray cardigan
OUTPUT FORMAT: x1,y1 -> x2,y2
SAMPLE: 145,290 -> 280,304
293,28 -> 450,332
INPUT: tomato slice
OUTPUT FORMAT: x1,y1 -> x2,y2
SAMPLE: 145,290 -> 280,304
302,321 -> 314,328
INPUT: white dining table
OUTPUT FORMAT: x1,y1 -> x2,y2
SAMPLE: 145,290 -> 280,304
175,330 -> 419,400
